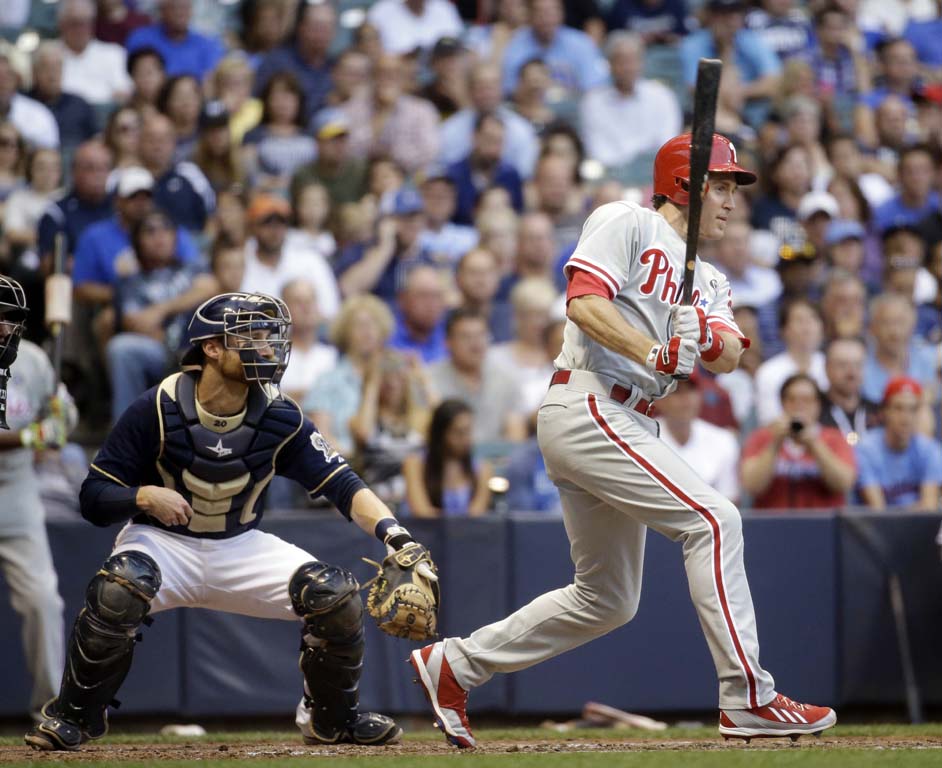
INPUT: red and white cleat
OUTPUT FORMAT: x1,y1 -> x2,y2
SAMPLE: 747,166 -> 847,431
719,693 -> 836,742
409,642 -> 475,749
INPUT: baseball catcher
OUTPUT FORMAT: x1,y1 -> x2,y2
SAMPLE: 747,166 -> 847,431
25,292 -> 438,751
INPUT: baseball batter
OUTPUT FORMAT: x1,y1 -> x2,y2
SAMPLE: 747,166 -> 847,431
411,134 -> 837,745
26,292 -> 437,751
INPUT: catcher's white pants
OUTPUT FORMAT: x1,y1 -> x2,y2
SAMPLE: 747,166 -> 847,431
446,380 -> 776,709
112,523 -> 315,620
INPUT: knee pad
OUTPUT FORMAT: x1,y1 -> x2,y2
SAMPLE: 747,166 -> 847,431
289,562 -> 363,641
86,551 -> 161,630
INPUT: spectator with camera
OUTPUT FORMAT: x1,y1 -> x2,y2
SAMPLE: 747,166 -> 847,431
741,373 -> 857,510
856,377 -> 942,510
402,399 -> 492,517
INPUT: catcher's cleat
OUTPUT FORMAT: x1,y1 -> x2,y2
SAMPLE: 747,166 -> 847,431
24,698 -> 109,751
410,641 -> 475,749
302,712 -> 402,746
719,693 -> 836,741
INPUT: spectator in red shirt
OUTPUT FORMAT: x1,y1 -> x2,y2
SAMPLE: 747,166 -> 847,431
740,372 -> 857,510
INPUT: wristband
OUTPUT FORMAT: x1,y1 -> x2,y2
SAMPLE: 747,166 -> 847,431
700,324 -> 726,362
374,518 -> 413,550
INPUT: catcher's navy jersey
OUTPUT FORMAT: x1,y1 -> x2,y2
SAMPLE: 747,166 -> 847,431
80,372 -> 365,538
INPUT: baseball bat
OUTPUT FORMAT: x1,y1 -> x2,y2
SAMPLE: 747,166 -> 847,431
681,58 -> 722,306
45,233 -> 72,387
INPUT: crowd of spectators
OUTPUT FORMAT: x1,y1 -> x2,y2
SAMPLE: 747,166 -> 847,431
0,0 -> 939,520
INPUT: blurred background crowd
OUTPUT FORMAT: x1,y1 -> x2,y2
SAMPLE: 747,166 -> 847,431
0,0 -> 940,523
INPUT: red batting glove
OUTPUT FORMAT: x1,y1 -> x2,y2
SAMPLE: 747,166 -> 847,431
645,337 -> 698,376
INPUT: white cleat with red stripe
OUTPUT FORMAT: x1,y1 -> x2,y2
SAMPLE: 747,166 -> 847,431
719,693 -> 836,742
409,642 -> 475,749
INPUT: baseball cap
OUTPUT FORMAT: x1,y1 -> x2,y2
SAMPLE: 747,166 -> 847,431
777,241 -> 818,266
392,187 -> 424,216
200,99 -> 230,130
312,108 -> 350,141
116,166 -> 154,198
797,191 -> 839,222
247,194 -> 292,223
431,36 -> 465,60
882,376 -> 923,405
825,219 -> 865,246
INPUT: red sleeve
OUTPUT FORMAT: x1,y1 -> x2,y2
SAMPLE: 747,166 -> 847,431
566,267 -> 613,305
709,320 -> 751,349
741,427 -> 773,460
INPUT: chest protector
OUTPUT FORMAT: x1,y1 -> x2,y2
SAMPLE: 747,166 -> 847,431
154,372 -> 302,537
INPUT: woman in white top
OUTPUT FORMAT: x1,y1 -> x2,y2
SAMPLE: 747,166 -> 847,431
487,277 -> 559,415
3,147 -> 62,255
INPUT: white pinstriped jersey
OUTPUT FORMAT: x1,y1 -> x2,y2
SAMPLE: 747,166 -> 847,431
556,201 -> 744,400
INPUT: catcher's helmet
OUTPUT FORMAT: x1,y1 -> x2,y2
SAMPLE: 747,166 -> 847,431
181,292 -> 292,388
653,133 -> 757,206
0,274 -> 27,370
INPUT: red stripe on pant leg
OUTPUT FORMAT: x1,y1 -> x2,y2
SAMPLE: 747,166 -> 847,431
587,395 -> 758,708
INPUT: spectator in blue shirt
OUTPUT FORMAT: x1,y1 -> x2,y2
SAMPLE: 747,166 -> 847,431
105,208 -> 218,422
255,1 -> 336,122
125,0 -> 224,81
863,292 -> 939,404
336,187 -> 438,303
855,37 -> 919,148
501,0 -> 609,96
448,112 -> 524,225
856,377 -> 942,510
389,264 -> 449,364
680,0 -> 781,126
439,61 -> 540,179
873,145 -> 939,233
73,166 -> 198,310
809,4 -> 870,99
607,0 -> 688,45
36,139 -> 113,264
904,14 -> 942,75
418,166 -> 479,264
744,0 -> 813,61
27,42 -> 96,152
138,112 -> 215,232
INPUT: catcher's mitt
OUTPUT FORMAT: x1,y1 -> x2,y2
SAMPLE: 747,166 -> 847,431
363,543 -> 439,640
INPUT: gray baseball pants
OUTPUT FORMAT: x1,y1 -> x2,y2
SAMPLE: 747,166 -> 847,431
0,525 -> 65,715
445,371 -> 776,709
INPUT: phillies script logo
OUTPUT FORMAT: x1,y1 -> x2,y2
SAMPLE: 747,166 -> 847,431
638,248 -> 703,306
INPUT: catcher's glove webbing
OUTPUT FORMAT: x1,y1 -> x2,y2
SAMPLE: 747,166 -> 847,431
363,543 -> 439,641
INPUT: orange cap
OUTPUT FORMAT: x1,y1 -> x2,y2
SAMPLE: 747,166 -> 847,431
247,195 -> 291,223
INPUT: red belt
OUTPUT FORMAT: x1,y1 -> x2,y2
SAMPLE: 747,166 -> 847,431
550,370 -> 654,416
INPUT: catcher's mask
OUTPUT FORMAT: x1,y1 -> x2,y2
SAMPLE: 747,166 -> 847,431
181,292 -> 292,393
0,275 -> 27,370
0,275 -> 28,430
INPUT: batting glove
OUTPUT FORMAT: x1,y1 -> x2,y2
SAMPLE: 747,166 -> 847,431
669,305 -> 725,363
645,337 -> 698,377
20,415 -> 68,450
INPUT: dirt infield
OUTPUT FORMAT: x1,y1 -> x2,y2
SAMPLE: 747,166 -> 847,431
3,732 -> 942,761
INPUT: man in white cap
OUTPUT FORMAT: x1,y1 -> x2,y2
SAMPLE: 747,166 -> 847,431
72,167 -> 200,309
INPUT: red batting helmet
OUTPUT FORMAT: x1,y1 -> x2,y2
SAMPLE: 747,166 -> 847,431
653,133 -> 757,206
